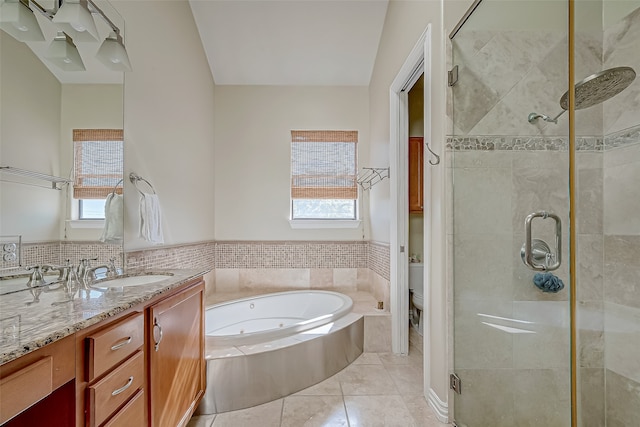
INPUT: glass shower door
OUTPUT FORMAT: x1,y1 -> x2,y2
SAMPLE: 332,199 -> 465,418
449,1 -> 571,425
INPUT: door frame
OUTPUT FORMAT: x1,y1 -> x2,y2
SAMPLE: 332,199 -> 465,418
389,25 -> 431,359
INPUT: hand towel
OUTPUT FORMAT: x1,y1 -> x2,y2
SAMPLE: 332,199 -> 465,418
139,193 -> 164,244
100,193 -> 123,243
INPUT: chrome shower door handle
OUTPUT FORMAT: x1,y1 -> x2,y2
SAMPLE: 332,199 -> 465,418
522,211 -> 562,271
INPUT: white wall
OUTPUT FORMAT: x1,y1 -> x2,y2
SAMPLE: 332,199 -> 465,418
113,1 -> 216,250
214,85 -> 369,241
59,84 -> 123,241
0,32 -> 62,242
367,0 -> 475,415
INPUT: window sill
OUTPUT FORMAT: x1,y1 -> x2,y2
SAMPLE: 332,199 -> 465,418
67,220 -> 104,229
289,219 -> 362,229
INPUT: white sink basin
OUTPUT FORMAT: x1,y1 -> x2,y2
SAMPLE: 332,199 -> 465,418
93,274 -> 172,288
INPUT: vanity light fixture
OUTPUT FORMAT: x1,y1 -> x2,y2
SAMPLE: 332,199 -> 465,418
51,0 -> 99,42
0,0 -> 45,42
96,31 -> 131,71
0,0 -> 131,72
45,31 -> 85,71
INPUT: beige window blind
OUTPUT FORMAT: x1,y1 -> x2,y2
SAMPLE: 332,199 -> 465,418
73,129 -> 123,199
290,130 -> 358,200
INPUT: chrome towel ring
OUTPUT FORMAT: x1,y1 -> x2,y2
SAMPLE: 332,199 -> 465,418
129,172 -> 156,195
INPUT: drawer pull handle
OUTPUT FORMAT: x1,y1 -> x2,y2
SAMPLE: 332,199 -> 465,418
110,336 -> 132,351
153,318 -> 163,352
111,376 -> 134,396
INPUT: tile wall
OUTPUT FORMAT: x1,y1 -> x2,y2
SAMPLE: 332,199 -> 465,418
1,241 -> 123,272
448,5 -> 640,425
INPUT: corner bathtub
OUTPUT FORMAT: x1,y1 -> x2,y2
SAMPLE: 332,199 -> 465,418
196,290 -> 364,414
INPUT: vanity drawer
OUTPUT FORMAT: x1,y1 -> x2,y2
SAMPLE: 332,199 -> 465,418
87,350 -> 144,427
86,312 -> 144,381
0,357 -> 52,424
103,388 -> 146,427
0,334 -> 74,424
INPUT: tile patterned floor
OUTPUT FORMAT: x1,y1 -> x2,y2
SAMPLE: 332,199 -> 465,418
188,345 -> 449,427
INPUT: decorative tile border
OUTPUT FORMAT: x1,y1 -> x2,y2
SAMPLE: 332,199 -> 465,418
605,124 -> 640,150
446,123 -> 640,152
446,136 -> 603,152
1,241 -> 122,273
125,241 -> 215,270
4,240 -> 388,280
369,241 -> 390,281
215,241 -> 368,269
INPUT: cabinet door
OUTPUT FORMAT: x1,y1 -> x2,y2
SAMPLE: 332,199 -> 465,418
408,137 -> 424,213
148,282 -> 205,427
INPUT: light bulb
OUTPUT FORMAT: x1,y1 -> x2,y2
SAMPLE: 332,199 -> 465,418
70,22 -> 86,32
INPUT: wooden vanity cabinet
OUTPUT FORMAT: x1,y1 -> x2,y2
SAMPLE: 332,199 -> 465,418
408,137 -> 424,213
77,310 -> 146,427
0,334 -> 75,426
75,277 -> 205,427
148,281 -> 205,427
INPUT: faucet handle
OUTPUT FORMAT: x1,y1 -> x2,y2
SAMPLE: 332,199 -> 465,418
79,257 -> 98,267
41,264 -> 68,281
26,265 -> 46,287
107,257 -> 121,277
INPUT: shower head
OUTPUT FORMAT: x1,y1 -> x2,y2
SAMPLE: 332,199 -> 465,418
559,66 -> 636,110
528,66 -> 637,124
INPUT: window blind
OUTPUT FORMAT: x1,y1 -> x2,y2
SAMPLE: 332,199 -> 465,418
73,129 -> 123,199
290,130 -> 358,200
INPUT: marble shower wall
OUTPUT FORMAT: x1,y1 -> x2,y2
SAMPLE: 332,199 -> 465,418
447,5 -> 640,425
600,6 -> 640,426
451,29 -> 602,138
448,149 -> 571,426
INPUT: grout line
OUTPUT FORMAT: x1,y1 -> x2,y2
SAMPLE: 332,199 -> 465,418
339,379 -> 352,427
278,398 -> 285,427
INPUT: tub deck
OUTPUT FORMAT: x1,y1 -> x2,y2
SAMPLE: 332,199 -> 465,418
206,289 -> 387,316
196,289 -> 385,415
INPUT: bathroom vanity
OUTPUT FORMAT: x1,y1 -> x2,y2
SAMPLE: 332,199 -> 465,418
0,270 -> 207,427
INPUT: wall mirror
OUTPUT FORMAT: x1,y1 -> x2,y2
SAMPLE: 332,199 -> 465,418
0,0 -> 125,275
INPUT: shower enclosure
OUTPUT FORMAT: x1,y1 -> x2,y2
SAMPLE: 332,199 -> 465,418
448,0 -> 640,426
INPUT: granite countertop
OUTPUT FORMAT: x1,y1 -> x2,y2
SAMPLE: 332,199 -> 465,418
0,268 -> 209,365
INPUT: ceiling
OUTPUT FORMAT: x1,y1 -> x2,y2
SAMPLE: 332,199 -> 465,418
188,0 -> 389,86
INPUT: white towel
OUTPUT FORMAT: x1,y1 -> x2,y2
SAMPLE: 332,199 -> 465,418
100,193 -> 123,243
139,193 -> 164,244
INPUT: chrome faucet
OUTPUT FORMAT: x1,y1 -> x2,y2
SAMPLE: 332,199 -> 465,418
83,257 -> 121,285
26,265 -> 47,288
77,257 -> 98,282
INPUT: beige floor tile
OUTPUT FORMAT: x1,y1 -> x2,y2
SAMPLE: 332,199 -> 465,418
294,374 -> 343,396
402,395 -> 449,427
344,395 -> 416,427
211,399 -> 283,427
379,349 -> 422,367
338,364 -> 398,395
351,352 -> 383,365
187,415 -> 215,427
384,364 -> 424,395
281,395 -> 348,427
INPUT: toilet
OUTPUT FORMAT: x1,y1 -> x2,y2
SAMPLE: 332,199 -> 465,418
408,262 -> 424,335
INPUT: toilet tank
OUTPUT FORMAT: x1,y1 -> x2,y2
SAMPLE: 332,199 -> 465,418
408,263 -> 424,294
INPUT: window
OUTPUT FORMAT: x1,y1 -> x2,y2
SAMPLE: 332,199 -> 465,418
73,129 -> 123,220
290,130 -> 358,220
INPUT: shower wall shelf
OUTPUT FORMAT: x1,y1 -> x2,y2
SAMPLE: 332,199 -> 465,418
358,167 -> 390,191
0,166 -> 72,190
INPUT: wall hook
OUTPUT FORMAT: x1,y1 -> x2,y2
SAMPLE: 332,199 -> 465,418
426,143 -> 440,165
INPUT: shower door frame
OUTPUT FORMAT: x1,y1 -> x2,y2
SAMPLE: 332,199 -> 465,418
448,0 -> 578,426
